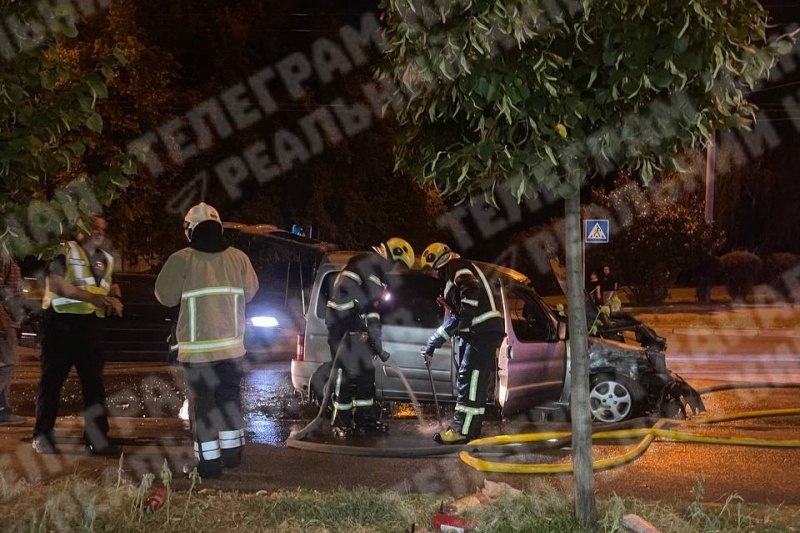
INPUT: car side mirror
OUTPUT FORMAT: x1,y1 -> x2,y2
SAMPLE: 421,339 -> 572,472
557,322 -> 567,342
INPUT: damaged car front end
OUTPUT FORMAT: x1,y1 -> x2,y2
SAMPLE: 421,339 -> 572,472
586,338 -> 705,423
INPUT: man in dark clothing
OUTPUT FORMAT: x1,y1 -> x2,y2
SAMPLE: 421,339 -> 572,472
420,243 -> 505,445
32,216 -> 123,455
0,253 -> 24,426
324,238 -> 414,438
586,271 -> 601,307
600,265 -> 620,311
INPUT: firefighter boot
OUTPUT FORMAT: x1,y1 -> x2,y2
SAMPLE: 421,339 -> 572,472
331,408 -> 354,439
433,429 -> 471,445
199,459 -> 222,479
221,447 -> 242,468
356,420 -> 389,435
354,404 -> 389,435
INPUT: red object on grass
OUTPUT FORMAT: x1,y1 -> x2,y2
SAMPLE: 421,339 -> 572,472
144,486 -> 167,511
432,513 -> 478,533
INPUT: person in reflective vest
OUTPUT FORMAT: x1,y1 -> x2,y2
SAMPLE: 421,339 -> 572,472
155,203 -> 258,479
325,238 -> 414,438
32,216 -> 124,456
420,243 -> 505,445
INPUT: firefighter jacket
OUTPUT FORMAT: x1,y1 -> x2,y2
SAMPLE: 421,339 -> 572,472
426,258 -> 504,350
325,253 -> 391,354
42,241 -> 114,317
155,247 -> 258,364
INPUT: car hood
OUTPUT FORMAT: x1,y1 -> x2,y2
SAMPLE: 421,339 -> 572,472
587,337 -> 652,376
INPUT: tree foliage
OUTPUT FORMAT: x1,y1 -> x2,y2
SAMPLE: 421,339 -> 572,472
379,0 -> 793,201
589,172 -> 723,305
56,0 -> 446,261
379,0 -> 792,528
0,2 -> 140,259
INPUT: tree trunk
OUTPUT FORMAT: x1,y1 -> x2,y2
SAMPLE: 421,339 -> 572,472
565,186 -> 597,530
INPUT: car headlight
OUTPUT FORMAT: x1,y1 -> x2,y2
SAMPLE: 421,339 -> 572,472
248,316 -> 279,328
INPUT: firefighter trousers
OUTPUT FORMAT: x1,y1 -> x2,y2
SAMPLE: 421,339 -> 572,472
183,358 -> 245,469
331,332 -> 379,429
450,333 -> 504,439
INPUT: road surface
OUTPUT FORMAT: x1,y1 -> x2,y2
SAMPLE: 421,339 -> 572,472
0,332 -> 798,505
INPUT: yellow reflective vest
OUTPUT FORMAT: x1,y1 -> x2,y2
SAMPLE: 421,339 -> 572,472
42,241 -> 114,317
154,246 -> 259,363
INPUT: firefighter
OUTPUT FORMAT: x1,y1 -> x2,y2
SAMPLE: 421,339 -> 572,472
325,238 -> 414,438
33,216 -> 124,455
420,243 -> 505,445
155,203 -> 258,479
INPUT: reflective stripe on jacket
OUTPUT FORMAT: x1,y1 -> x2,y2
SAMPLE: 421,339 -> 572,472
42,241 -> 113,317
439,258 -> 504,337
325,253 -> 388,327
155,247 -> 259,364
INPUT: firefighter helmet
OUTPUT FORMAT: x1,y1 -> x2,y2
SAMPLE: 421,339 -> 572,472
373,237 -> 415,269
184,202 -> 222,241
420,242 -> 459,269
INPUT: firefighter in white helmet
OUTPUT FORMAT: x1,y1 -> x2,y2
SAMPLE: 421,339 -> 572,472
155,203 -> 258,479
324,238 -> 414,438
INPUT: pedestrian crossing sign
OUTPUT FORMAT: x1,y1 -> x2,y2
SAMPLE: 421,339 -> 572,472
585,219 -> 609,243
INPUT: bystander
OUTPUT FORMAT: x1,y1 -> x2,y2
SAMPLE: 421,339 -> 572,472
32,216 -> 123,455
0,253 -> 24,426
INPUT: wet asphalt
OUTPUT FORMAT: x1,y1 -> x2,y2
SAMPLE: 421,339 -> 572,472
3,349 -> 800,504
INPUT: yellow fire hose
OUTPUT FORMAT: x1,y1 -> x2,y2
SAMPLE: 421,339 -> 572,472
459,396 -> 800,474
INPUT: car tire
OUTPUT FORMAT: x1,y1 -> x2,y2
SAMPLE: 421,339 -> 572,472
588,374 -> 644,423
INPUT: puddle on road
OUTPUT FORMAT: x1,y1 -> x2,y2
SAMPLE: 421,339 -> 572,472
8,364 -> 510,447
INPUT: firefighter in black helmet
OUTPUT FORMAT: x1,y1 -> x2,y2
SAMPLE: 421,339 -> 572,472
420,243 -> 505,445
325,238 -> 414,438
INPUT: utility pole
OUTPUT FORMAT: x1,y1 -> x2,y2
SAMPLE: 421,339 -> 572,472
698,130 -> 717,303
705,130 -> 716,224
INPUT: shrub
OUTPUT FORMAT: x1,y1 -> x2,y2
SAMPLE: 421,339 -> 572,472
763,253 -> 800,297
591,175 -> 722,306
719,251 -> 763,301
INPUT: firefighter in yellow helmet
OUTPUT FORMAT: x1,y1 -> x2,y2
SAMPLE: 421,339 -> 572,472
324,237 -> 414,438
420,243 -> 504,445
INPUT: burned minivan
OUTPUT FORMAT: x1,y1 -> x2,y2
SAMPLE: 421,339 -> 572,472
291,252 -> 703,423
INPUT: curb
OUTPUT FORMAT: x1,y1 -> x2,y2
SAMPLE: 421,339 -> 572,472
667,328 -> 800,339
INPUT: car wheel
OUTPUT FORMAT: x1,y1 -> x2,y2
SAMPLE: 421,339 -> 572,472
589,374 -> 643,423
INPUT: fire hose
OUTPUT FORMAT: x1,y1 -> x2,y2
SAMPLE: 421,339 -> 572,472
459,383 -> 800,474
289,381 -> 800,468
287,332 -> 460,457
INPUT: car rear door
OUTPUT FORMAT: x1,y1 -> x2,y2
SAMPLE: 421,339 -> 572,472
498,283 -> 567,415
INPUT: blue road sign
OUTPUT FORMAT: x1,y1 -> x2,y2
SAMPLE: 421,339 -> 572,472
585,219 -> 609,243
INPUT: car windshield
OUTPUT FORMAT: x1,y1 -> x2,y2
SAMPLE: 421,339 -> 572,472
316,270 -> 444,328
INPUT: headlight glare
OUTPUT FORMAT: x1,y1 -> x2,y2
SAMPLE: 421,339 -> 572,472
249,316 -> 279,328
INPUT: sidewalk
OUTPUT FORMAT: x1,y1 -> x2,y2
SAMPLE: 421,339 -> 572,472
544,284 -> 800,339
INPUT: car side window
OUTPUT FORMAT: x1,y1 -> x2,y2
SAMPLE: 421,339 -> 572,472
314,269 -> 444,328
379,274 -> 444,328
508,288 -> 552,342
315,271 -> 337,318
